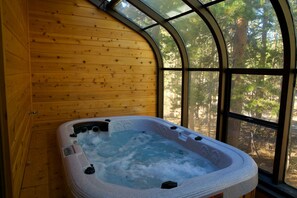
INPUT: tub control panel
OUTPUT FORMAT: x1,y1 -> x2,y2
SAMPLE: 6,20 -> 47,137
170,125 -> 203,142
70,121 -> 109,137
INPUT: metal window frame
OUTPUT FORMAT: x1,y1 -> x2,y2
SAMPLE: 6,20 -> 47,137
202,0 -> 225,8
221,0 -> 297,190
104,0 -> 227,131
182,0 -> 228,140
89,0 -> 297,195
270,0 -> 296,184
102,7 -> 164,117
125,0 -> 190,127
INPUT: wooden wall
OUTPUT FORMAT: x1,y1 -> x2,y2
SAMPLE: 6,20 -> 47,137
29,0 -> 157,129
1,0 -> 32,197
20,0 -> 156,196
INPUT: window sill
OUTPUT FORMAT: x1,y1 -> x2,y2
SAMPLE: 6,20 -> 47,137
258,173 -> 297,198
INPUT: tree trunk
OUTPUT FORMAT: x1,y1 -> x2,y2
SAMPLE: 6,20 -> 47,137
232,18 -> 248,68
249,0 -> 268,153
228,17 -> 248,147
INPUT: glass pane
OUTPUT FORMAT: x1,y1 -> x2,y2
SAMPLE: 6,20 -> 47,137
188,72 -> 219,138
227,118 -> 276,173
171,13 -> 219,68
140,0 -> 191,18
230,74 -> 282,123
163,71 -> 182,125
209,0 -> 283,68
114,0 -> 156,28
146,26 -> 182,68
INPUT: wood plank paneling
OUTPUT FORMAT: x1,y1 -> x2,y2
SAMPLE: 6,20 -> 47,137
31,53 -> 154,65
30,33 -> 152,50
29,24 -> 144,41
30,11 -> 130,30
28,0 -> 106,20
31,63 -> 155,74
1,0 -> 32,197
3,26 -> 29,62
30,43 -> 154,58
5,51 -> 30,75
2,1 -> 28,48
20,0 -> 157,197
29,0 -> 156,125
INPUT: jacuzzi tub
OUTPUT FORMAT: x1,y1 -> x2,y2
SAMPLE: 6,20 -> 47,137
57,116 -> 258,198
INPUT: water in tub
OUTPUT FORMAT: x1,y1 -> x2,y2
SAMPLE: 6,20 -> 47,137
77,130 -> 218,189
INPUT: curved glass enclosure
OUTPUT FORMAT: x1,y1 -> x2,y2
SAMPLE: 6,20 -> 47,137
90,0 -> 297,196
170,12 -> 219,68
146,26 -> 182,68
140,0 -> 191,19
209,0 -> 283,69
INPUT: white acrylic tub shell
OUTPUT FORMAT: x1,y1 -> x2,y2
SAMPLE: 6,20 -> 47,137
57,116 -> 258,198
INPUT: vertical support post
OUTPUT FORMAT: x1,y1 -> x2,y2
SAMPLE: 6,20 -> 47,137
126,0 -> 190,127
270,0 -> 296,184
183,0 -> 228,140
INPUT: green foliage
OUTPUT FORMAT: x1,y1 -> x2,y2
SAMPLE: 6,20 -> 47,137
146,0 -> 283,134
146,26 -> 182,68
141,0 -> 191,18
213,0 -> 282,119
114,0 -> 155,28
171,13 -> 218,68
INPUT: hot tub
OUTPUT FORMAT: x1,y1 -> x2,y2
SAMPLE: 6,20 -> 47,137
57,116 -> 258,198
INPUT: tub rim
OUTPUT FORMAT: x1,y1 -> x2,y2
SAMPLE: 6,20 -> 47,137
57,115 -> 258,198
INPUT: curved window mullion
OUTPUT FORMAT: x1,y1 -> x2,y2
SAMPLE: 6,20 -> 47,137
126,0 -> 190,126
104,8 -> 163,67
182,0 -> 227,69
270,0 -> 296,184
126,0 -> 189,70
183,0 -> 228,140
113,0 -> 156,28
145,26 -> 182,120
103,7 -> 164,118
140,0 -> 192,19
